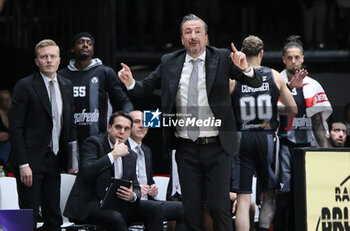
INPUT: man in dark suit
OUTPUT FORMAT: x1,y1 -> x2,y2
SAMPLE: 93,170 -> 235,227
129,110 -> 185,230
64,111 -> 163,231
9,39 -> 76,230
118,14 -> 262,231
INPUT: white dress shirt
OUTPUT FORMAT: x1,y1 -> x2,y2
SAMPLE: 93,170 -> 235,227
126,50 -> 254,140
40,72 -> 63,130
107,139 -> 123,179
41,73 -> 63,141
175,52 -> 219,139
19,73 -> 63,168
128,138 -> 148,200
107,138 -> 137,202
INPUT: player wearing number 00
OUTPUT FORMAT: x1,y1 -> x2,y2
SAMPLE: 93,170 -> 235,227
229,35 -> 299,231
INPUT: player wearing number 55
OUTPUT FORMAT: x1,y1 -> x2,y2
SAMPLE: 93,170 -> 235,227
59,32 -> 133,148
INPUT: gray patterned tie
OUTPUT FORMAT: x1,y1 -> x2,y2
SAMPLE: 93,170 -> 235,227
49,80 -> 59,155
187,59 -> 200,141
136,145 -> 148,186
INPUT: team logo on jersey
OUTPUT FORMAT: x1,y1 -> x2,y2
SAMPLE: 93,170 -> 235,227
143,109 -> 161,128
91,77 -> 98,84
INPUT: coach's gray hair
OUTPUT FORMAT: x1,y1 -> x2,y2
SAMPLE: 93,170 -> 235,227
179,14 -> 208,36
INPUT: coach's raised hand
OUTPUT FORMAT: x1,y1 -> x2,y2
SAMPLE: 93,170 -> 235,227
230,42 -> 250,72
118,63 -> 134,87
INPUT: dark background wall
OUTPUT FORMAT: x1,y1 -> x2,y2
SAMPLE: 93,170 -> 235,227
0,0 -> 349,174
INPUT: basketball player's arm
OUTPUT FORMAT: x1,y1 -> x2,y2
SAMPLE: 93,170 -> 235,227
273,70 -> 297,115
312,113 -> 329,148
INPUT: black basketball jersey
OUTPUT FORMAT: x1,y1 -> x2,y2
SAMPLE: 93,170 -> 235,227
278,86 -> 313,144
232,66 -> 280,131
59,60 -> 130,145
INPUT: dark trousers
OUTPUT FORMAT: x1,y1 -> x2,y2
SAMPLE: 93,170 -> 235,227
87,200 -> 163,231
274,141 -> 300,231
273,191 -> 294,231
15,152 -> 62,231
160,200 -> 186,231
176,139 -> 233,231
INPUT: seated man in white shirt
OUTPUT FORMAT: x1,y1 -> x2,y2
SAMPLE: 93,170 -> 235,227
129,110 -> 186,231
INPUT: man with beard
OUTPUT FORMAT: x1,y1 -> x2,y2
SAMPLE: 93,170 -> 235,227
59,32 -> 133,155
326,121 -> 348,147
273,35 -> 333,231
118,14 -> 262,231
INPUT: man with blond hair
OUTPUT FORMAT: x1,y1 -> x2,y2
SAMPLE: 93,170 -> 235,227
10,39 -> 76,230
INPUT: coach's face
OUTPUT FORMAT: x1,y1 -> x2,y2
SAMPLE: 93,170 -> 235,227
181,20 -> 208,58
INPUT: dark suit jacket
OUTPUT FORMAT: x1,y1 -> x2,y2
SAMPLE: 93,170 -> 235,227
64,133 -> 140,222
9,72 -> 76,172
129,46 -> 262,157
142,144 -> 155,186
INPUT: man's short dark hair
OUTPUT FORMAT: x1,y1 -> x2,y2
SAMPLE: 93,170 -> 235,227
282,35 -> 304,56
329,120 -> 347,132
109,111 -> 133,128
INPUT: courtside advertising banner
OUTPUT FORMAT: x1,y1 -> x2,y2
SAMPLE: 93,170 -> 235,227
305,151 -> 350,231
